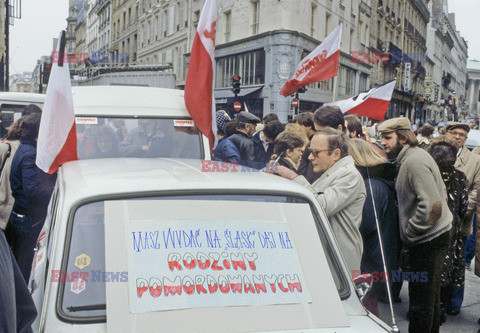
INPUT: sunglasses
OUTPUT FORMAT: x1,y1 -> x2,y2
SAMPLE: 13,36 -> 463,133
308,147 -> 332,157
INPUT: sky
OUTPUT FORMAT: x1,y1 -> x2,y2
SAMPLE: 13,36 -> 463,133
6,0 -> 480,74
448,0 -> 480,62
9,0 -> 69,75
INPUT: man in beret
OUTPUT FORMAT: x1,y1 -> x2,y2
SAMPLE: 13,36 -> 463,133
229,111 -> 261,167
445,122 -> 480,315
378,117 -> 452,332
212,111 -> 240,163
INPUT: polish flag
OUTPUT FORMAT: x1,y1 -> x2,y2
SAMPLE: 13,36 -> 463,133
280,25 -> 342,97
325,80 -> 396,121
184,0 -> 217,151
36,31 -> 78,174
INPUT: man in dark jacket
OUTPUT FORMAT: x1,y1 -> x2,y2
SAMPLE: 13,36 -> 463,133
212,111 -> 240,163
252,120 -> 284,168
229,112 -> 261,167
6,113 -> 57,282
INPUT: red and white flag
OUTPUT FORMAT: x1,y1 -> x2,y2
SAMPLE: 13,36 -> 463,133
184,0 -> 217,151
280,25 -> 342,97
325,80 -> 396,121
36,31 -> 78,174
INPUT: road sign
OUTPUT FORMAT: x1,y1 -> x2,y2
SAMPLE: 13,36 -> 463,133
233,101 -> 242,112
291,98 -> 299,108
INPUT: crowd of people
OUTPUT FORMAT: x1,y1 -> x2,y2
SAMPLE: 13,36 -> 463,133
212,106 -> 480,333
1,101 -> 480,332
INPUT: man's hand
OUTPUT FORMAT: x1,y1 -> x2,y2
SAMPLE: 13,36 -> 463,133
263,162 -> 298,180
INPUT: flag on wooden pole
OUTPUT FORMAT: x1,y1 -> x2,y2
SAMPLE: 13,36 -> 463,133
36,31 -> 78,174
184,0 -> 217,151
280,25 -> 342,97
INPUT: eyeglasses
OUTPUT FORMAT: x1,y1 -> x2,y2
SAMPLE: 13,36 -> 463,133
308,147 -> 332,157
447,130 -> 467,138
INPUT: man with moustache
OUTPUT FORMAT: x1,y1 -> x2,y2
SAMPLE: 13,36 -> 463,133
378,117 -> 452,333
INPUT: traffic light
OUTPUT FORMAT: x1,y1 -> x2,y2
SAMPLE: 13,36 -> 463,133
231,75 -> 241,95
42,62 -> 52,84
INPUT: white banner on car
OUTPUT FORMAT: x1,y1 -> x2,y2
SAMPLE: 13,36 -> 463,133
125,219 -> 311,313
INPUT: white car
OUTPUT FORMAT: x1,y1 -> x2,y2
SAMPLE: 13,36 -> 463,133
0,86 -> 211,159
29,158 -> 392,332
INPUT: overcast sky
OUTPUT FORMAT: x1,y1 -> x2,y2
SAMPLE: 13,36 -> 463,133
7,0 -> 480,75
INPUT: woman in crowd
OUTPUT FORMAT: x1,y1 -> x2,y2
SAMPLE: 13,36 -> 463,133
347,138 -> 400,316
428,137 -> 468,324
284,123 -> 309,149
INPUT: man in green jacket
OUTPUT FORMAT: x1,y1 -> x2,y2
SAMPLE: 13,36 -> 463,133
378,117 -> 452,333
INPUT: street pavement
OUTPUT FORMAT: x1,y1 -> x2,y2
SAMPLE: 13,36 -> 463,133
377,263 -> 480,332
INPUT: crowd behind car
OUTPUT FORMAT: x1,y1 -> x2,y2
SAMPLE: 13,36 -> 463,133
1,102 -> 480,332
212,107 -> 480,332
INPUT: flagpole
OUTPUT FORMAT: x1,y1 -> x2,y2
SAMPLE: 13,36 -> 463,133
332,76 -> 337,102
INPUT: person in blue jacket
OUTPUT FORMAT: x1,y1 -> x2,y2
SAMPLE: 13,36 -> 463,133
5,113 -> 57,282
212,111 -> 240,163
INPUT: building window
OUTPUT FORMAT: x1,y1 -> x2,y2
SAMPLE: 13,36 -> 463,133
251,1 -> 259,35
311,3 -> 317,37
215,50 -> 266,88
359,73 -> 369,92
224,11 -> 231,42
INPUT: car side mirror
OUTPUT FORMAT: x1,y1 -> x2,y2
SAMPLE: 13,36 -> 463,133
352,273 -> 373,301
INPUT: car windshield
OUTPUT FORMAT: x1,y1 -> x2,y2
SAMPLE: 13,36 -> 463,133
75,116 -> 203,159
59,194 -> 348,323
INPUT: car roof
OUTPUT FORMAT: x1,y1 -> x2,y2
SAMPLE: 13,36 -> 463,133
71,86 -> 190,117
0,91 -> 45,105
59,158 -> 309,202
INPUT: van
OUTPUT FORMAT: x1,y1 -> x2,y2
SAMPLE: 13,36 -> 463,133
0,86 -> 211,159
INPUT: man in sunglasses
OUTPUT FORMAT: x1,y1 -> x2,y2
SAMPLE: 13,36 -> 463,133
267,127 -> 365,273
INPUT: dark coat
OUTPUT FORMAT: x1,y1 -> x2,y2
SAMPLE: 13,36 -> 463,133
252,131 -> 274,167
9,139 -> 57,219
438,165 -> 469,287
0,229 -> 37,333
356,162 -> 400,280
229,131 -> 257,167
212,136 -> 241,163
277,157 -> 297,172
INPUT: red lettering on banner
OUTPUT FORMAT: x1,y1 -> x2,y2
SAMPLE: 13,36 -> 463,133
288,282 -> 302,292
164,277 -> 182,296
149,278 -> 162,297
222,259 -> 230,270
231,260 -> 245,270
137,278 -> 148,298
230,282 -> 242,293
168,253 -> 182,271
183,253 -> 196,269
182,277 -> 195,295
195,276 -> 207,294
278,275 -> 289,293
255,283 -> 267,293
211,259 -> 223,270
243,276 -> 255,293
219,276 -> 230,293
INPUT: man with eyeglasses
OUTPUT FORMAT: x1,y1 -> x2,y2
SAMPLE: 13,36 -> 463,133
378,117 -> 452,332
267,127 -> 365,272
445,122 -> 480,316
